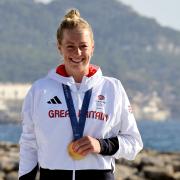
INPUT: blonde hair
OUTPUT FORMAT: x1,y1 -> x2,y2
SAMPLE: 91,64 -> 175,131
57,9 -> 94,44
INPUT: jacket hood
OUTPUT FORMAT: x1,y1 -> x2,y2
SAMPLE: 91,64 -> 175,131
47,64 -> 103,92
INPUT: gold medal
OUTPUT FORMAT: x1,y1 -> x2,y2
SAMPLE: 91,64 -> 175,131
68,142 -> 85,160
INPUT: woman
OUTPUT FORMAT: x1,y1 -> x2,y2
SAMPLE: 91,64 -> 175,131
19,9 -> 143,180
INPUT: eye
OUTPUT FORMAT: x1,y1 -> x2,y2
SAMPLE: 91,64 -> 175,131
67,45 -> 74,49
80,45 -> 88,49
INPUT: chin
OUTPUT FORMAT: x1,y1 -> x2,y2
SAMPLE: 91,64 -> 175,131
65,61 -> 89,75
73,66 -> 87,73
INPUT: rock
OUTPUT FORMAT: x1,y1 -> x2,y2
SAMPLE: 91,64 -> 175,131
143,166 -> 175,180
0,172 -> 5,180
165,164 -> 174,174
171,161 -> 180,172
0,141 -> 180,180
124,175 -> 146,180
6,171 -> 18,180
115,165 -> 137,180
173,172 -> 180,180
0,156 -> 18,172
140,156 -> 165,167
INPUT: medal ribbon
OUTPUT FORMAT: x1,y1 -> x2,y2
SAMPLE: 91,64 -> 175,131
62,84 -> 92,140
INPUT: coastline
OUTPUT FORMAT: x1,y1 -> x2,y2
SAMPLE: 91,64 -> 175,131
0,83 -> 172,123
0,142 -> 180,180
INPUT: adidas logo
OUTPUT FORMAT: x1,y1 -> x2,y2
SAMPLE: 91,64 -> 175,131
47,96 -> 62,104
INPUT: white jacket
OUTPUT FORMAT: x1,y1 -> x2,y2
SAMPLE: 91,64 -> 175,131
19,64 -> 143,177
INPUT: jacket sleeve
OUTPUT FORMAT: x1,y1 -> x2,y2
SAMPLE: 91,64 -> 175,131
18,86 -> 38,178
98,137 -> 119,156
112,82 -> 143,160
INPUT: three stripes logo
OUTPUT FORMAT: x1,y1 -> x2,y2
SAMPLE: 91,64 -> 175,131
47,96 -> 62,104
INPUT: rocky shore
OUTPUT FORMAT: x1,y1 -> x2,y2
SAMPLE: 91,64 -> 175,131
0,142 -> 180,180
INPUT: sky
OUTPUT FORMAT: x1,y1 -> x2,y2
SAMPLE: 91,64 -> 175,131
34,0 -> 180,31
34,0 -> 52,4
118,0 -> 180,31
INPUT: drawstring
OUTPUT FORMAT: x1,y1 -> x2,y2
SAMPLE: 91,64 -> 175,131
73,170 -> 75,180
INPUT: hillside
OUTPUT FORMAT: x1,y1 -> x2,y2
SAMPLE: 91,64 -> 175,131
0,0 -> 180,119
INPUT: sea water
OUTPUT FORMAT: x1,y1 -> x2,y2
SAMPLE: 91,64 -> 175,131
0,120 -> 180,152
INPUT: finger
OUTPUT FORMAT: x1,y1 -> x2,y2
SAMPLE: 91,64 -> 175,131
73,141 -> 92,153
79,135 -> 93,143
73,138 -> 90,151
75,143 -> 92,154
80,148 -> 93,156
75,136 -> 90,145
78,138 -> 101,154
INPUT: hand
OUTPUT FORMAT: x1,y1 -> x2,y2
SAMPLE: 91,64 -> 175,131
72,136 -> 101,156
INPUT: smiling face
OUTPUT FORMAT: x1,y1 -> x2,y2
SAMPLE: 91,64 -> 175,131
58,28 -> 94,81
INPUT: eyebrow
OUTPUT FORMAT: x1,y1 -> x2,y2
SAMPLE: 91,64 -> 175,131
64,41 -> 88,44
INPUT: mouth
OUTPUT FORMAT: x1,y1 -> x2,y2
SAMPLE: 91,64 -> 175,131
70,58 -> 84,64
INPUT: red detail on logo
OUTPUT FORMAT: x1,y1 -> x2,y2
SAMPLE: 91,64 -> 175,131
98,95 -> 105,100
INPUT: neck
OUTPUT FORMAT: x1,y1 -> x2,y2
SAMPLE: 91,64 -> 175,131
65,68 -> 89,83
73,74 -> 84,83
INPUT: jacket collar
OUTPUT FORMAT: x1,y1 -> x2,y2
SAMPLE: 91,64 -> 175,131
47,64 -> 103,92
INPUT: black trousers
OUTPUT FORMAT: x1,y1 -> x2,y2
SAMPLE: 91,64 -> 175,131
40,168 -> 115,180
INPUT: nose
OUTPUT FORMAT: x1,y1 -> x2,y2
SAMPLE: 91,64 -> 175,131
75,47 -> 82,56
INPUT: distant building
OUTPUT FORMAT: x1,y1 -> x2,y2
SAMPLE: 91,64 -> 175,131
0,83 -> 31,100
0,83 -> 31,122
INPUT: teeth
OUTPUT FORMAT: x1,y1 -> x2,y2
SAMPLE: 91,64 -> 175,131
73,59 -> 81,62
70,58 -> 83,63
